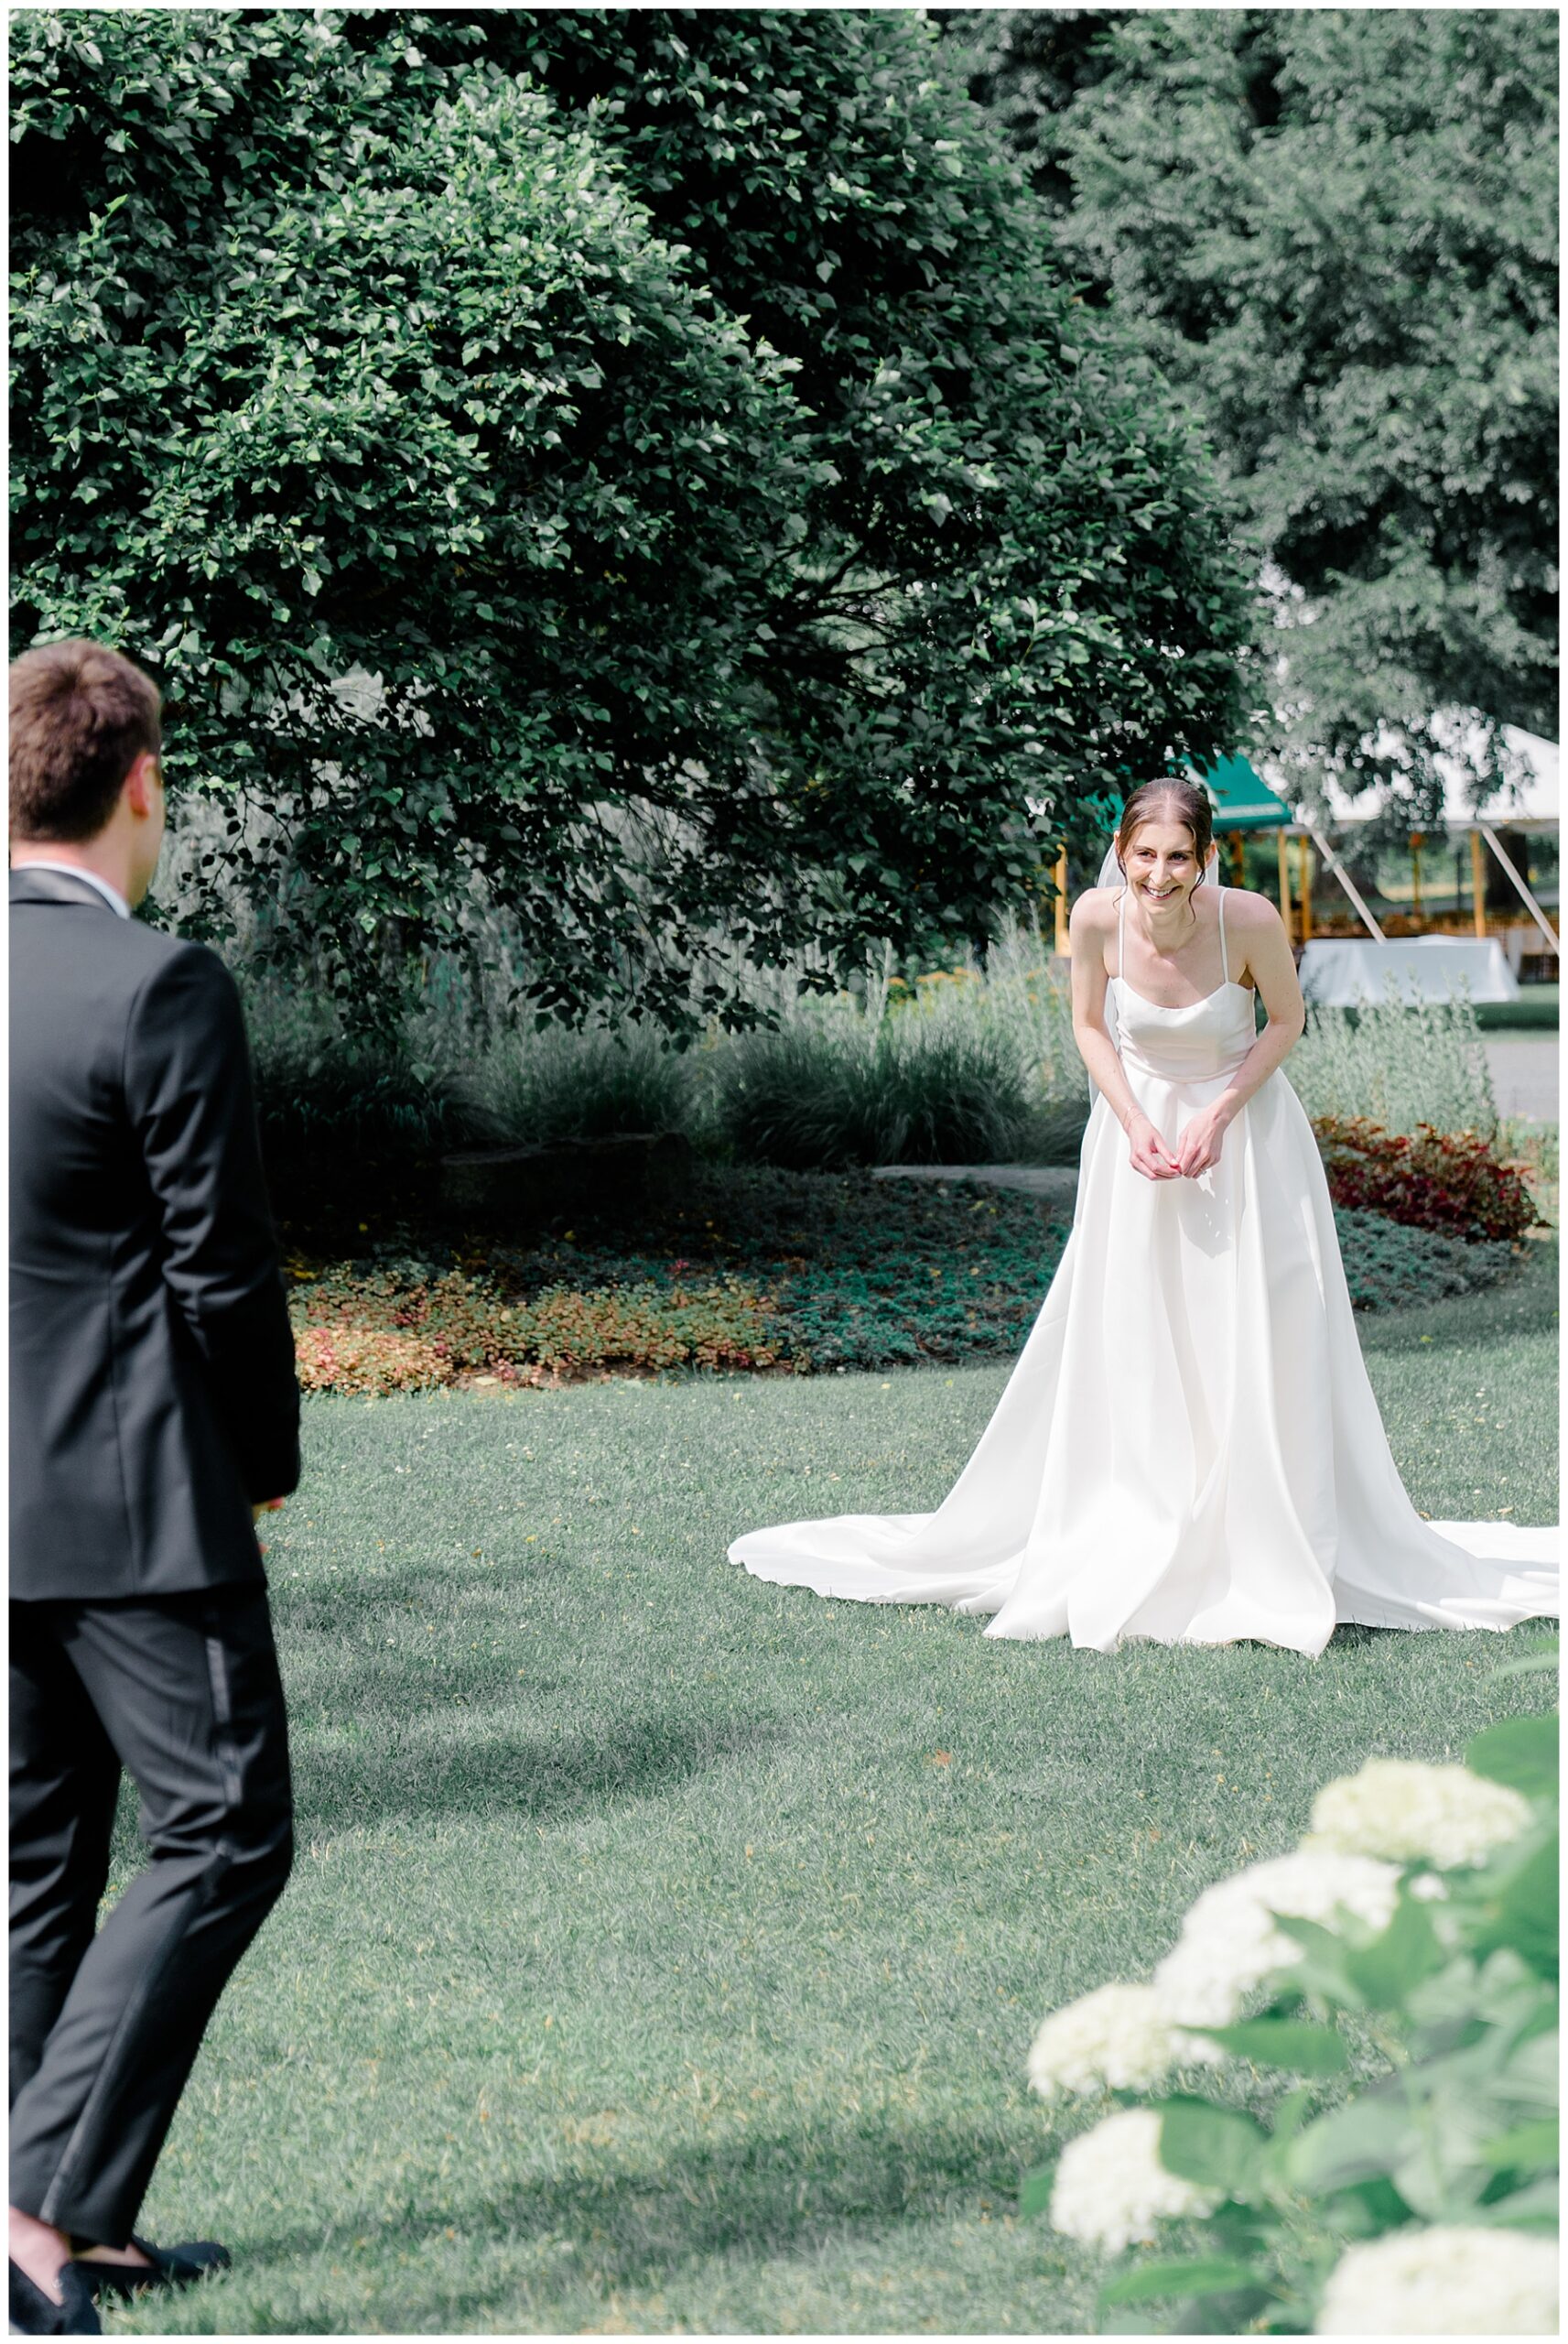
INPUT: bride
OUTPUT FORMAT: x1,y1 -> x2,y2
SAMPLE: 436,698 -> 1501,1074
729,778 -> 1558,1655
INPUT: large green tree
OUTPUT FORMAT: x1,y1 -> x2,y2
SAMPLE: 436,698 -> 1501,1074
12,9 -> 1252,1029
946,8 -> 1559,822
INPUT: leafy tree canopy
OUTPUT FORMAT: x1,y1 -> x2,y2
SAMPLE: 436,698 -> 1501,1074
12,8 -> 1251,1030
946,7 -> 1559,824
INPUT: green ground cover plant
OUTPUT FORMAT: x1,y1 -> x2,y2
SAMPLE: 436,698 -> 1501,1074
115,1244 -> 1556,2335
286,1172 -> 1521,1396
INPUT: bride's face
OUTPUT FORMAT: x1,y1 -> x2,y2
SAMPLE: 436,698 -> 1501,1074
1125,819 -> 1200,913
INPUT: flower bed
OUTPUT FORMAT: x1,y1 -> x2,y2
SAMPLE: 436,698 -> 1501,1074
290,1265 -> 784,1394
287,1169 -> 1522,1396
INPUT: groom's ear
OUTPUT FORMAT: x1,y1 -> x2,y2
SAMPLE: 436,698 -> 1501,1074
122,750 -> 163,822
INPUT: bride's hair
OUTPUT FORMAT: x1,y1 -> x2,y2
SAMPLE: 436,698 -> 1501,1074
1114,777 -> 1215,885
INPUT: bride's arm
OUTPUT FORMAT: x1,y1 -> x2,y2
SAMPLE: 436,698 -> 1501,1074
1173,895 -> 1305,1177
1068,892 -> 1181,1181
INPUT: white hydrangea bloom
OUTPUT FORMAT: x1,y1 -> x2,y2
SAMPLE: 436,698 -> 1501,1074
1316,2224 -> 1558,2334
1049,2107 -> 1221,2254
1027,1982 -> 1223,2100
1154,1850 -> 1400,2025
1305,1758 -> 1532,1870
1407,1871 -> 1450,1902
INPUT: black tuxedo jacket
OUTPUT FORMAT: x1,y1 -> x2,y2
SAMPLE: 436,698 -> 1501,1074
9,867 -> 300,1600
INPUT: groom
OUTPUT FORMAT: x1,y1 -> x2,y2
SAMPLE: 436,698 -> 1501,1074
9,642 -> 300,2334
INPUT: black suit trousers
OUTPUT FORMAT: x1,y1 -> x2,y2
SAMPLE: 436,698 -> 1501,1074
9,1589 -> 293,2243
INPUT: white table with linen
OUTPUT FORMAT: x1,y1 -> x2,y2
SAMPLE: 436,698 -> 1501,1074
1298,937 -> 1519,1006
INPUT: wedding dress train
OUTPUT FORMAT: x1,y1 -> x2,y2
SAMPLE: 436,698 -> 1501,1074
729,892 -> 1558,1656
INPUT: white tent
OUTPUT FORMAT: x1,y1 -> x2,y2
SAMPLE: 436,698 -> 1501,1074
1256,722 -> 1558,969
1262,722 -> 1559,829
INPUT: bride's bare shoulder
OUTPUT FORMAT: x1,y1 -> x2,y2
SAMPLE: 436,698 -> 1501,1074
1069,885 -> 1119,934
1220,884 -> 1285,934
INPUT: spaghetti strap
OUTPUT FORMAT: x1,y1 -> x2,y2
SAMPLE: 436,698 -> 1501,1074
1117,885 -> 1127,981
1217,886 -> 1228,984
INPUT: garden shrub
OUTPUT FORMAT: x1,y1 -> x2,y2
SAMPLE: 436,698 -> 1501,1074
1315,1118 -> 1540,1245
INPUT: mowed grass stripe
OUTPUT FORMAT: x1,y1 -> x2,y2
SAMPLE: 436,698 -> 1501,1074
118,1245 -> 1557,2334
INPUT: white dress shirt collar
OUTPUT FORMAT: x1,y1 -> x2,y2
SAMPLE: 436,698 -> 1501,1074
12,860 -> 131,918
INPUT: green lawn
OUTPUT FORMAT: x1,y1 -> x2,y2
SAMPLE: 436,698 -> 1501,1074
1476,982 -> 1559,1032
117,1247 -> 1558,2336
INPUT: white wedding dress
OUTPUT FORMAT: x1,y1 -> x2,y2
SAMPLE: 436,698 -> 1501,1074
729,888 -> 1558,1656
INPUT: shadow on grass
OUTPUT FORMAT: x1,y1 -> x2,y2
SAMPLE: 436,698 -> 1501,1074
230,2106 -> 1036,2332
292,1706 -> 791,1835
273,1554 -> 577,1633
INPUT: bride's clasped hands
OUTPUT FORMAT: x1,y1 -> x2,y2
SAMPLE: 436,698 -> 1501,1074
1125,1099 -> 1230,1182
1170,1102 -> 1232,1179
1124,1112 -> 1182,1180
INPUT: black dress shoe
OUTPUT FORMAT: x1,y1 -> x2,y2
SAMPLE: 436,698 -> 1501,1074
8,2261 -> 100,2336
76,2235 -> 231,2300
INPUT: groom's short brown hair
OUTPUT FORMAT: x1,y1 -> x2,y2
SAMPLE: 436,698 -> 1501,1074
9,639 -> 163,842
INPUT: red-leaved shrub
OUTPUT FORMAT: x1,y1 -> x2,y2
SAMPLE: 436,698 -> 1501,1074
1312,1116 -> 1538,1244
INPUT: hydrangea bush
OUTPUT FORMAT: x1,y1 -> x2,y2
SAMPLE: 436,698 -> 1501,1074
1022,1672 -> 1558,2333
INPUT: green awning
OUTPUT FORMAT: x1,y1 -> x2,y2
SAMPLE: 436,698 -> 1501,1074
1186,753 -> 1293,831
1072,756 -> 1292,845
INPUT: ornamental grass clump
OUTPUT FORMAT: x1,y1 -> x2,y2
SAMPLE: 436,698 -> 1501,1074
246,976 -> 463,1166
716,917 -> 1090,1170
1022,1676 -> 1558,2334
459,1019 -> 704,1149
1290,981 -> 1498,1139
718,991 -> 1038,1170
